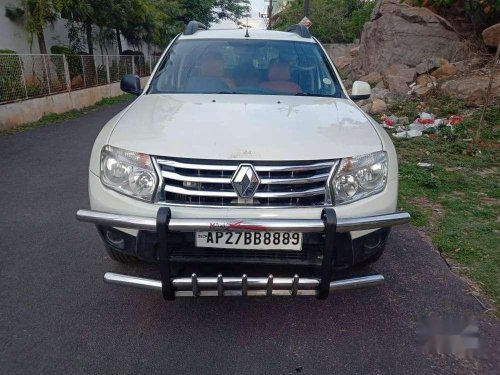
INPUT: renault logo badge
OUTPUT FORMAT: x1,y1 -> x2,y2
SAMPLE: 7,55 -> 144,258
231,164 -> 260,198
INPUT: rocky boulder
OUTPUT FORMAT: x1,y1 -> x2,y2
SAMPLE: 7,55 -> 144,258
335,56 -> 354,70
416,74 -> 437,87
370,99 -> 388,114
371,87 -> 396,103
359,71 -> 383,85
323,43 -> 359,62
385,76 -> 410,94
414,85 -> 432,97
352,0 -> 467,75
482,23 -> 500,48
382,64 -> 416,94
384,64 -> 416,83
440,71 -> 500,106
431,63 -> 458,80
411,74 -> 437,97
414,57 -> 452,75
71,75 -> 83,88
415,58 -> 440,75
452,58 -> 483,73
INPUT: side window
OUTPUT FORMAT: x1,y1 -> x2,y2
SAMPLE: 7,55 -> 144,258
315,48 -> 337,95
152,48 -> 176,92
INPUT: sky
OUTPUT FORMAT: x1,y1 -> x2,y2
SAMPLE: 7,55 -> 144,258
248,0 -> 267,28
249,0 -> 266,19
211,0 -> 266,30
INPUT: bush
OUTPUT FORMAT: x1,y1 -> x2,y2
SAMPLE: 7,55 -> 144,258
50,45 -> 76,55
410,0 -> 500,32
48,46 -> 84,83
97,64 -> 108,84
121,50 -> 144,56
109,60 -> 132,81
273,0 -> 375,43
0,50 -> 24,102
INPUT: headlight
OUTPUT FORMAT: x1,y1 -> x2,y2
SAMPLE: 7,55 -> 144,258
100,145 -> 158,202
331,151 -> 387,204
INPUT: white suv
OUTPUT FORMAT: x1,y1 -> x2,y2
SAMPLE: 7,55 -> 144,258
77,22 -> 409,299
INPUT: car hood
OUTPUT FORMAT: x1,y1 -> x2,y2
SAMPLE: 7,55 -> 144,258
109,94 -> 382,161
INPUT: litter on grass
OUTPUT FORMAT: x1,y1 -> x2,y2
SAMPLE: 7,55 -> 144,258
382,112 -> 466,139
417,162 -> 434,168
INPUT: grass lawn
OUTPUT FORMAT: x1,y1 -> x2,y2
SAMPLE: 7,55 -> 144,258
380,97 -> 499,311
0,93 -> 135,136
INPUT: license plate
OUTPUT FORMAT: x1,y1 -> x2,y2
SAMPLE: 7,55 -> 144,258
195,231 -> 303,251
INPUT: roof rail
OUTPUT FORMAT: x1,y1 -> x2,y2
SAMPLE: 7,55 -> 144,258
184,20 -> 208,36
286,24 -> 311,39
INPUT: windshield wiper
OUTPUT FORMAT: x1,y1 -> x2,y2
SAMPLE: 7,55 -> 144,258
294,93 -> 334,98
217,91 -> 250,95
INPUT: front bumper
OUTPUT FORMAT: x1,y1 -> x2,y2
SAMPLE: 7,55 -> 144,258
104,272 -> 386,297
98,224 -> 390,267
77,207 -> 410,300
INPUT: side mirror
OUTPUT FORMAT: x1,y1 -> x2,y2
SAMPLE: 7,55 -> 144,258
120,74 -> 142,95
350,81 -> 371,101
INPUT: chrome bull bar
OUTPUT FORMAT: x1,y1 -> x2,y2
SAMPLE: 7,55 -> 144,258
76,209 -> 410,233
76,207 -> 410,300
104,273 -> 385,297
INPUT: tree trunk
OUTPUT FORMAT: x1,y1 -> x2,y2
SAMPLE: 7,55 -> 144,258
116,28 -> 123,54
37,31 -> 48,54
86,22 -> 94,55
474,42 -> 500,145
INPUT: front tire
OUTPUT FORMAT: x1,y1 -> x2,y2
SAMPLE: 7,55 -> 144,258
104,244 -> 139,264
354,240 -> 387,268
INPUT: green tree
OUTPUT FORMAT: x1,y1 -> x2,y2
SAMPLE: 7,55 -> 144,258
89,0 -> 133,54
273,0 -> 375,43
180,0 -> 250,27
13,0 -> 64,54
61,0 -> 97,54
115,0 -> 150,51
61,0 -> 250,55
212,0 -> 251,23
148,0 -> 185,49
117,0 -> 250,51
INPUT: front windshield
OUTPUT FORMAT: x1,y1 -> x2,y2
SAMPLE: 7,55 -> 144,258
148,39 -> 344,97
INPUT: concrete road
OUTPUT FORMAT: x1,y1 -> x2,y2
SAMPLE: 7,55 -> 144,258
1,102 -> 499,374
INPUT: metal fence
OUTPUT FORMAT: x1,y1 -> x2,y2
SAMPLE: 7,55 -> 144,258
0,54 -> 161,104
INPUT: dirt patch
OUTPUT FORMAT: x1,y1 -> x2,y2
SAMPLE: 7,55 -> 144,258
476,141 -> 500,151
448,191 -> 466,198
481,196 -> 500,206
445,167 -> 463,172
410,196 -> 444,229
475,167 -> 498,177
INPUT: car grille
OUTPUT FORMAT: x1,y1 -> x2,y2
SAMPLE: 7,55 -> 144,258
170,247 -> 322,265
154,158 -> 338,207
167,233 -> 324,266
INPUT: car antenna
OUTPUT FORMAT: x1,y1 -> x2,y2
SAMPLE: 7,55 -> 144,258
245,17 -> 250,38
